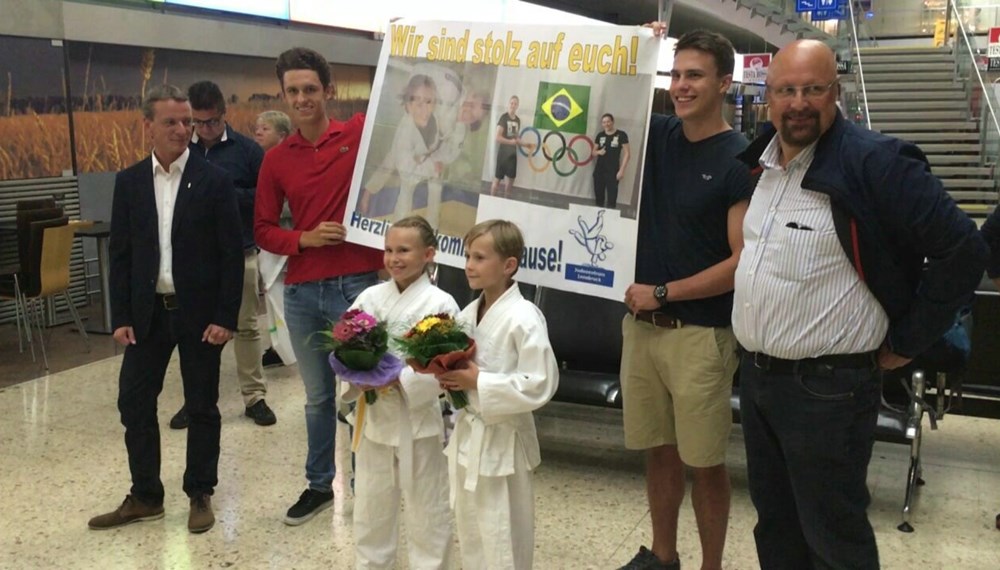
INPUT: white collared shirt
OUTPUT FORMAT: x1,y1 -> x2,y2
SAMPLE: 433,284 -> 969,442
191,126 -> 228,147
732,136 -> 888,359
151,148 -> 190,294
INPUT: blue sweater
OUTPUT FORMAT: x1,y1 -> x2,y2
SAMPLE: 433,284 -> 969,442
190,125 -> 264,249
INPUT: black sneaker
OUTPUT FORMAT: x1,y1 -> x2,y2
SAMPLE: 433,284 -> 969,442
284,489 -> 334,526
169,406 -> 190,430
245,400 -> 277,426
262,348 -> 284,368
618,546 -> 680,570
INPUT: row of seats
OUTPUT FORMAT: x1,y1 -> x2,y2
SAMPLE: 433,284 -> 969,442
432,264 -> 968,533
0,198 -> 90,369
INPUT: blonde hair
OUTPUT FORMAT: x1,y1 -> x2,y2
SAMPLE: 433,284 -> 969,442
391,215 -> 437,248
257,110 -> 292,138
464,219 -> 524,263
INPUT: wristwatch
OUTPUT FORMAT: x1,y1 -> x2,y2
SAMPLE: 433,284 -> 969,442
653,283 -> 668,305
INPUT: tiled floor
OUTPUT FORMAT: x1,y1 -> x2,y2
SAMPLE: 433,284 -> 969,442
1,334 -> 1000,569
0,304 -> 120,389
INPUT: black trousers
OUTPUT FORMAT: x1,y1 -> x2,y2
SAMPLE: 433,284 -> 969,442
740,355 -> 882,570
593,168 -> 619,208
118,301 -> 223,504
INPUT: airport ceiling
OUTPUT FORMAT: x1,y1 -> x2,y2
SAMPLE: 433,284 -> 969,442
527,0 -> 780,53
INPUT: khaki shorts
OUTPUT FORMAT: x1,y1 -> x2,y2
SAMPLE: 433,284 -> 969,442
620,315 -> 739,467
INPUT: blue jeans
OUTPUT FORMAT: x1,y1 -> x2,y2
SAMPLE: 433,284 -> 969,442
740,355 -> 882,570
284,272 -> 378,492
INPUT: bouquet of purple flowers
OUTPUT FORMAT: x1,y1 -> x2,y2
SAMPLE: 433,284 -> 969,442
319,309 -> 403,404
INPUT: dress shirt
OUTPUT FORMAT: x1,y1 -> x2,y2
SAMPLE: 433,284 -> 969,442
733,137 -> 888,359
151,148 -> 190,294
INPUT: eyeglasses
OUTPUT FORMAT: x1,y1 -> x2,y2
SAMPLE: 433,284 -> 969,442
191,117 -> 223,128
766,80 -> 838,100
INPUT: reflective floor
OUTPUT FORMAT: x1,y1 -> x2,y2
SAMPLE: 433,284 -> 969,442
1,342 -> 999,569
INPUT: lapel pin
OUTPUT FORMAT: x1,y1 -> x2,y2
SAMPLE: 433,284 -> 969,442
340,146 -> 350,153
187,182 -> 191,188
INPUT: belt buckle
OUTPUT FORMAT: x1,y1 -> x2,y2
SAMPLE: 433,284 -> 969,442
162,294 -> 177,311
651,312 -> 679,328
753,352 -> 770,370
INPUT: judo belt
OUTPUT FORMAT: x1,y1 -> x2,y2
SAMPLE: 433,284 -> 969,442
448,408 -> 487,508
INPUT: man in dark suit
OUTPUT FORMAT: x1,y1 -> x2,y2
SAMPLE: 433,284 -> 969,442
88,84 -> 243,534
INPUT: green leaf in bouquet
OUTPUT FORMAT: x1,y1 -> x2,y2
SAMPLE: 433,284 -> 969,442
335,347 -> 388,371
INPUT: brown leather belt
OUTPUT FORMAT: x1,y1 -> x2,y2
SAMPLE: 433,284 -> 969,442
156,293 -> 179,311
634,311 -> 683,329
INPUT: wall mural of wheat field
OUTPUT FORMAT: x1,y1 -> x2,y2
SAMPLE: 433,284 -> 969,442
0,36 -> 74,180
0,34 -> 374,181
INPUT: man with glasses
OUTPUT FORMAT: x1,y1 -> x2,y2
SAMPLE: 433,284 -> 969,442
733,40 -> 986,569
171,80 -> 275,429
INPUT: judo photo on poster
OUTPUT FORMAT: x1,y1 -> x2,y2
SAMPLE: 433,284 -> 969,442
347,20 -> 658,300
354,58 -> 497,238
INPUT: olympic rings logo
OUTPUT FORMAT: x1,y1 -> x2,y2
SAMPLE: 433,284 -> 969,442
516,127 -> 596,177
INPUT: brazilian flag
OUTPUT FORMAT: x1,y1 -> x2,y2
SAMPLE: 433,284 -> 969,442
534,82 -> 590,134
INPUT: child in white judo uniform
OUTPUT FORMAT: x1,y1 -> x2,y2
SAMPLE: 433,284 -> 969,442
436,220 -> 560,570
342,216 -> 457,570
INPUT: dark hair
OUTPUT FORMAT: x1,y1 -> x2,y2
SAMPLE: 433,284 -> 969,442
276,47 -> 331,89
187,80 -> 226,113
142,84 -> 187,120
601,113 -> 614,122
674,29 -> 736,77
392,215 -> 437,248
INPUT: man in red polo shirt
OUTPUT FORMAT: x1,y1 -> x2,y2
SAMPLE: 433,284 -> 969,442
254,47 -> 382,526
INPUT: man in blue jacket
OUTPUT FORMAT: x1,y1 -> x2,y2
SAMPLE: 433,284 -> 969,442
169,80 -> 275,429
733,40 -> 986,569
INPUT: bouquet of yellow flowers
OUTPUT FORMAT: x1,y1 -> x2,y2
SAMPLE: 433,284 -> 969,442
319,309 -> 402,404
396,313 -> 476,409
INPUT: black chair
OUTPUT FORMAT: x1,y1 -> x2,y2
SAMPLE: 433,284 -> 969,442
432,264 -> 476,306
878,307 -> 972,532
0,206 -> 65,363
15,198 -> 57,212
535,287 -> 624,407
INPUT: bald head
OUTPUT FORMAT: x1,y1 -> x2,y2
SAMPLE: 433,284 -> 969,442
766,39 -> 840,161
768,40 -> 837,85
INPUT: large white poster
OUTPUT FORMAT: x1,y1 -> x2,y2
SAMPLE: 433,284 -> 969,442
346,20 -> 658,300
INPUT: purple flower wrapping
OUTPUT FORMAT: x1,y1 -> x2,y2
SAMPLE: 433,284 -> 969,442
328,352 -> 404,388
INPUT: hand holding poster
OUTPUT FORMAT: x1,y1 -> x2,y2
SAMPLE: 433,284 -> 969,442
346,20 -> 658,300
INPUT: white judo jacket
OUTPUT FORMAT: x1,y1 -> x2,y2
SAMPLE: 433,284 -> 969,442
343,273 -> 460,446
446,284 -> 560,493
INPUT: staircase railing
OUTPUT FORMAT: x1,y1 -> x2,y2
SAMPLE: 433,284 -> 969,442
948,0 -> 1000,196
846,0 -> 872,130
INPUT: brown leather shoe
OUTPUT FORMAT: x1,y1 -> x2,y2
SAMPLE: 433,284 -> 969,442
88,495 -> 164,530
188,495 -> 215,534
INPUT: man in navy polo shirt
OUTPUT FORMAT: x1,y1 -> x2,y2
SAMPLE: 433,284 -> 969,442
618,28 -> 751,570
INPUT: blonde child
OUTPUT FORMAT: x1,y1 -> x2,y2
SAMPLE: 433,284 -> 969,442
436,220 -> 559,570
342,216 -> 456,570
361,75 -> 445,229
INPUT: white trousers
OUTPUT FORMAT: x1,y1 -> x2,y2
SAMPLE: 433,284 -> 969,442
354,436 -> 453,570
454,452 -> 535,570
